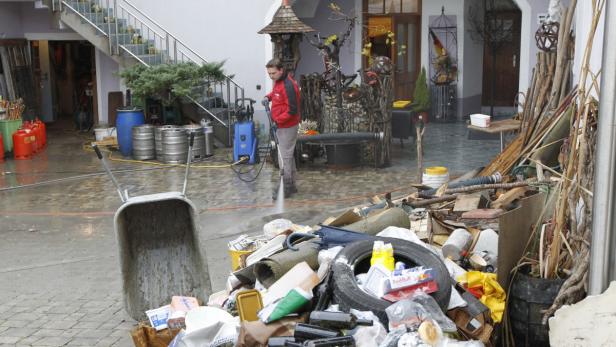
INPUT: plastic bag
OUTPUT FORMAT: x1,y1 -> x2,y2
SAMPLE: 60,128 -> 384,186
263,219 -> 293,239
377,327 -> 408,347
385,293 -> 457,332
349,309 -> 388,347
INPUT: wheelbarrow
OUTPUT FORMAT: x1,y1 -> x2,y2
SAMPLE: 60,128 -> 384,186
93,133 -> 211,321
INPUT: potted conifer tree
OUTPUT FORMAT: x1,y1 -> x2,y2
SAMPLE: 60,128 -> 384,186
412,67 -> 431,122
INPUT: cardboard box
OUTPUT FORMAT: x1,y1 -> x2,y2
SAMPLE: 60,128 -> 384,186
497,191 -> 547,289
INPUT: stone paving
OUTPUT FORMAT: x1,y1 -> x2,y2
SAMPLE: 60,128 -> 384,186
0,121 -> 500,346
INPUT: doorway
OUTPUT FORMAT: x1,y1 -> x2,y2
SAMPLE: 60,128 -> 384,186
481,9 -> 521,107
31,40 -> 96,130
364,0 -> 422,100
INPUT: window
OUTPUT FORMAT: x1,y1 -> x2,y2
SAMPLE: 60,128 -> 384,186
368,0 -> 420,14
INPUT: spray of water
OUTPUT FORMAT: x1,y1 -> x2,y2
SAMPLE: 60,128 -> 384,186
275,176 -> 285,213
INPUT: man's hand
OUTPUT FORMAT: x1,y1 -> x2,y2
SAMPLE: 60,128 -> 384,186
261,97 -> 270,107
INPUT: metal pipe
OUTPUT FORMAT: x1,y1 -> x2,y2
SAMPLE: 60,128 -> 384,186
590,0 -> 616,295
297,132 -> 384,144
114,1 -> 119,54
418,173 -> 503,198
165,33 -> 169,63
227,81 -> 232,147
106,0 -> 112,54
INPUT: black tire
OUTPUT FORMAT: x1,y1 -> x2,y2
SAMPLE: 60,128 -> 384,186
331,238 -> 452,325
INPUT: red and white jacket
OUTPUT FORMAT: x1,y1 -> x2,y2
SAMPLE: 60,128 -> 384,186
267,74 -> 301,128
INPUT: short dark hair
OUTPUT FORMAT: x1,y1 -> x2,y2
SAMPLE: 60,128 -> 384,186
266,58 -> 284,69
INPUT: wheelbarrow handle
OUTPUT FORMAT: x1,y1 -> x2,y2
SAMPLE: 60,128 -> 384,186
182,132 -> 195,196
92,144 -> 127,202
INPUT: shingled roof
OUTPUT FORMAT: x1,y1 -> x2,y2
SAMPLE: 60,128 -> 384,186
258,0 -> 315,34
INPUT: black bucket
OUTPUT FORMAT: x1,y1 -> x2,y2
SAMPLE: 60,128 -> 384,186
509,271 -> 564,347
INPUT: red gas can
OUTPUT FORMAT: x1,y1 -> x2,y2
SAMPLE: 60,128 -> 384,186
0,133 -> 4,162
22,122 -> 38,154
13,129 -> 32,160
35,118 -> 46,148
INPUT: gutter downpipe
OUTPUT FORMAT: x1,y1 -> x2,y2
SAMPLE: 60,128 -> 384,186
589,0 -> 616,295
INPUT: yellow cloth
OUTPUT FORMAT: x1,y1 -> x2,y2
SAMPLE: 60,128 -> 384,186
458,271 -> 506,323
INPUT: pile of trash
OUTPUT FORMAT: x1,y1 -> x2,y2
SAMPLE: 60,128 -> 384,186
131,170 -> 551,347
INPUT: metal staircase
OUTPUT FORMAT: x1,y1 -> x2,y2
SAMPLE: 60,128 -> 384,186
46,0 -> 244,146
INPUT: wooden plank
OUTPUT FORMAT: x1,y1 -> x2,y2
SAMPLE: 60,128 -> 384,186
468,119 -> 521,134
453,193 -> 487,212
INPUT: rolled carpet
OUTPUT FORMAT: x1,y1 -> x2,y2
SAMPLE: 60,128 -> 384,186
253,241 -> 320,288
343,207 -> 410,235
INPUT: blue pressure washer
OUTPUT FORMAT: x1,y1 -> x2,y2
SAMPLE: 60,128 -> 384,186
233,98 -> 259,164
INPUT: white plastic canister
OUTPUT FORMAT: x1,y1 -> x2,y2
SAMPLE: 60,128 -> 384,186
422,166 -> 449,189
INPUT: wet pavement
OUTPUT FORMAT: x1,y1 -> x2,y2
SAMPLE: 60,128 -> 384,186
0,120 -> 499,346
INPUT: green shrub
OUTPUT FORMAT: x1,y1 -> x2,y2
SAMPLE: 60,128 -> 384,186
412,66 -> 430,113
119,61 -> 228,106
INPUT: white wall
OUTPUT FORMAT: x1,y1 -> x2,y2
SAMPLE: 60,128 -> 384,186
0,2 -> 24,38
295,0 -> 358,78
573,0 -> 605,95
125,0 -> 276,107
95,48 -> 121,124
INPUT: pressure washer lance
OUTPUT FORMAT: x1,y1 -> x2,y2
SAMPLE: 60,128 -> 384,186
183,132 -> 195,196
263,103 -> 284,203
264,103 -> 285,184
92,144 -> 128,202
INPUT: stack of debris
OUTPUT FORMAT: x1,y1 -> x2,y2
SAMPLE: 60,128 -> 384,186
127,1 -> 607,346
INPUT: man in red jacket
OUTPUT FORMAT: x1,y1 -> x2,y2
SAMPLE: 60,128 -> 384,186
262,58 -> 300,199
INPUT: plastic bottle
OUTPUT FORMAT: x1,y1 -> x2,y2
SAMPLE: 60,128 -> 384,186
293,323 -> 340,341
370,241 -> 384,267
383,243 -> 395,271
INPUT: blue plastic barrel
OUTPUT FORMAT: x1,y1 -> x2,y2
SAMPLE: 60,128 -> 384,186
116,109 -> 145,157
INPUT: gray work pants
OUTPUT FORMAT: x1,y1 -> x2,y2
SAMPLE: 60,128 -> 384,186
276,124 -> 298,189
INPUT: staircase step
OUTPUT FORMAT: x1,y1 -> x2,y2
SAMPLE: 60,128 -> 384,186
121,41 -> 156,55
109,33 -> 132,45
136,54 -> 167,66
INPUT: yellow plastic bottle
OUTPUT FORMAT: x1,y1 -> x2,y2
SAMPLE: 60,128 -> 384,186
382,243 -> 395,271
370,241 -> 384,267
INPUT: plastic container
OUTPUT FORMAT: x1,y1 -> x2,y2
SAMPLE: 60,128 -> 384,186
422,166 -> 449,189
94,127 -> 116,141
0,119 -> 22,152
12,129 -> 32,160
393,100 -> 411,108
116,109 -> 145,156
35,118 -> 46,148
236,289 -> 263,322
228,248 -> 254,271
441,228 -> 473,260
23,122 -> 39,154
470,114 -> 491,128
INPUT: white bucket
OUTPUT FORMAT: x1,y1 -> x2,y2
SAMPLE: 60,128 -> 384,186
422,166 -> 449,189
94,127 -> 116,141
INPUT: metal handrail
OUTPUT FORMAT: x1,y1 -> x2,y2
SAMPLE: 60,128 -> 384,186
119,45 -> 150,66
61,1 -> 109,37
118,5 -> 166,39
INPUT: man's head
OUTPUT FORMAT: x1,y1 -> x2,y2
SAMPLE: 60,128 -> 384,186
266,58 -> 285,81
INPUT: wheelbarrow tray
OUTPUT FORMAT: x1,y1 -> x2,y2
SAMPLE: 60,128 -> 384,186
114,192 -> 211,321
